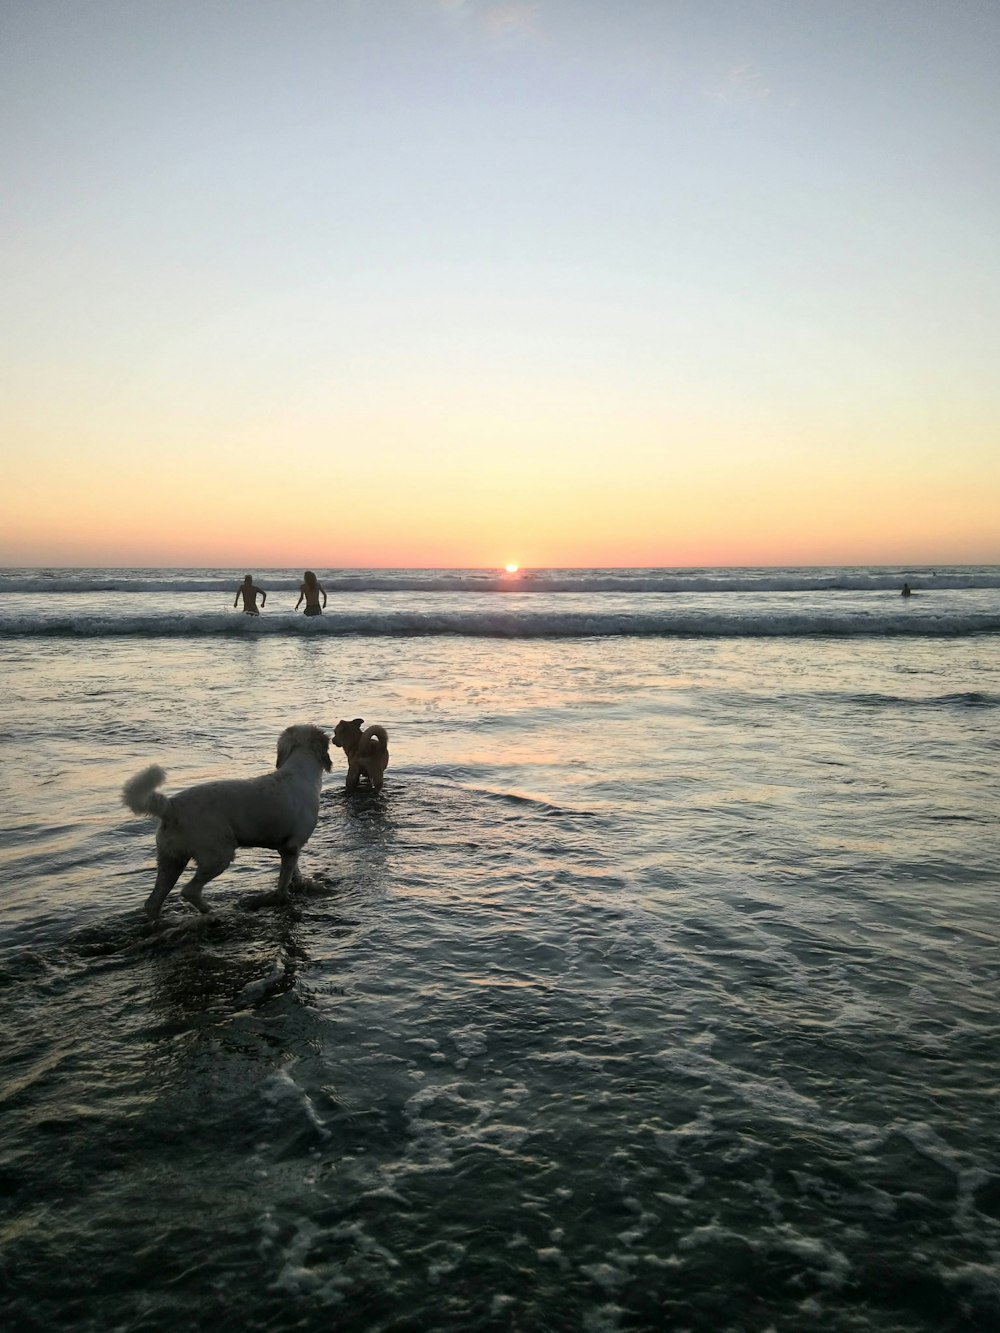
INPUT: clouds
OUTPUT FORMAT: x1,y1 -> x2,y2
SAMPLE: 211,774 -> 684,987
484,4 -> 539,39
433,0 -> 540,42
715,61 -> 771,104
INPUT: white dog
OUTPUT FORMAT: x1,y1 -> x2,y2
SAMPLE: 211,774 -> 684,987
123,724 -> 332,921
332,718 -> 389,793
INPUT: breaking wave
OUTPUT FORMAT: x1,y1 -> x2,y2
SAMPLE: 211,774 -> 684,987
3,609 -> 999,639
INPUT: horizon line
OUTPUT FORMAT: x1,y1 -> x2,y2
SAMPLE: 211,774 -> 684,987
3,562 -> 997,573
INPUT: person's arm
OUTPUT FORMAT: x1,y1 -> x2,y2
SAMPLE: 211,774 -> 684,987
257,586 -> 266,606
233,591 -> 240,608
321,587 -> 328,608
295,590 -> 303,609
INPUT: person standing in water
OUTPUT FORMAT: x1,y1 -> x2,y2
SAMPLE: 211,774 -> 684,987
295,570 -> 327,616
234,574 -> 267,615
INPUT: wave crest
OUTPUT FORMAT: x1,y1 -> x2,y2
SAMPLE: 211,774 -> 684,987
3,609 -> 998,640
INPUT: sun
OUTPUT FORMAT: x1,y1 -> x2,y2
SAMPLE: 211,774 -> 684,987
504,563 -> 519,574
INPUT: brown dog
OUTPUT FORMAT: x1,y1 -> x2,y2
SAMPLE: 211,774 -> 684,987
332,718 -> 389,793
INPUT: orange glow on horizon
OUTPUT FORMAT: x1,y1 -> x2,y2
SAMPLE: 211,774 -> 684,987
1,423 -> 998,569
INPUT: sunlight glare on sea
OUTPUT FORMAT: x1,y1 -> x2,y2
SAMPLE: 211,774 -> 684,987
1,567 -> 999,1330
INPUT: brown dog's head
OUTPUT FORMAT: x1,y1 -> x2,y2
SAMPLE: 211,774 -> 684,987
276,724 -> 333,772
332,718 -> 364,753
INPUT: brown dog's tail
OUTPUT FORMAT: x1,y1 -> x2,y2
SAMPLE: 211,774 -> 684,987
365,725 -> 389,765
122,765 -> 171,820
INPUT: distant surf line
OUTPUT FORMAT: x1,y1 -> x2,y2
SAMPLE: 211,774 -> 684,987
3,611 -> 999,640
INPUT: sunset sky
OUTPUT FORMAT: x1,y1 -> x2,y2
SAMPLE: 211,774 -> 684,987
2,0 -> 998,569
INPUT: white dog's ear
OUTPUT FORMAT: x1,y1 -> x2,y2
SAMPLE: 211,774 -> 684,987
276,729 -> 293,769
315,730 -> 333,772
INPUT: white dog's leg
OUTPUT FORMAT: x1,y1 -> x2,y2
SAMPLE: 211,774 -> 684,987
179,856 -> 233,914
276,849 -> 300,901
145,855 -> 190,921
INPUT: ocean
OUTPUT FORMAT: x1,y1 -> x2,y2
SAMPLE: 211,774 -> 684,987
1,565 -> 998,1332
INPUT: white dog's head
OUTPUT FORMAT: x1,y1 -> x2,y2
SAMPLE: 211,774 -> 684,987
275,724 -> 333,772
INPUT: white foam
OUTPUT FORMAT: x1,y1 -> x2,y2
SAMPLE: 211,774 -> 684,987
769,1224 -> 851,1289
678,1221 -> 746,1251
265,1219 -> 338,1301
536,1246 -> 568,1268
237,953 -> 286,1005
6,606 -> 999,640
582,1304 -> 626,1333
261,1064 -> 330,1140
657,1046 -> 886,1153
426,1240 -> 465,1283
676,1220 -> 851,1290
448,1025 -> 488,1058
648,1106 -> 715,1156
580,1261 -> 626,1291
938,1259 -> 1000,1304
262,1214 -> 399,1306
402,1080 -> 531,1174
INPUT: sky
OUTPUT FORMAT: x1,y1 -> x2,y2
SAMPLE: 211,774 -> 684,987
1,0 -> 998,569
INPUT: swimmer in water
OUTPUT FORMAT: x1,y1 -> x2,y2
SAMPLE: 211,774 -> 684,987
234,574 -> 266,615
295,570 -> 328,617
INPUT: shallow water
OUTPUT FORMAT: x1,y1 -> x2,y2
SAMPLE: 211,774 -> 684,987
2,584 -> 1000,1330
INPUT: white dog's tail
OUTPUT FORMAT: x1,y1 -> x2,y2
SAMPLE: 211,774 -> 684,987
122,765 -> 171,819
365,725 -> 389,763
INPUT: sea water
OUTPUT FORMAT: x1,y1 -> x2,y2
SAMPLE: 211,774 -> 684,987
1,567 -> 998,1331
